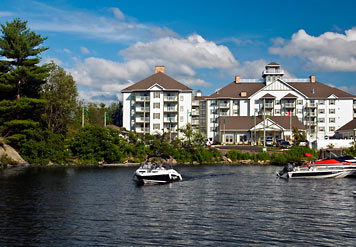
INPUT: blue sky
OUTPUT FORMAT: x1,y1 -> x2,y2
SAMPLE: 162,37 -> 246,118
1,0 -> 356,103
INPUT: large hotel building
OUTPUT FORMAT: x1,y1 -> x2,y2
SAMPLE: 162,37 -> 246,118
122,63 -> 356,144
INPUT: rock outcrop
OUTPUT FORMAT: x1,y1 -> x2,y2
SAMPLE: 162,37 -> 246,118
0,138 -> 28,166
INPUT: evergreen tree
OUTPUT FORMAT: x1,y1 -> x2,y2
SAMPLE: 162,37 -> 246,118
0,18 -> 49,147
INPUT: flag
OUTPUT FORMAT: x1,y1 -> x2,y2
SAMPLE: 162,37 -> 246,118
224,118 -> 226,124
285,112 -> 290,116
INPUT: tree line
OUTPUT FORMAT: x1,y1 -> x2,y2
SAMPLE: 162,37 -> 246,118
0,18 -> 223,165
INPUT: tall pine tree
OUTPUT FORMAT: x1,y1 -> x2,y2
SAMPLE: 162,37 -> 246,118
0,18 -> 49,147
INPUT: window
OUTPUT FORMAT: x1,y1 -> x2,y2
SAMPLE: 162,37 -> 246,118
319,109 -> 325,114
153,102 -> 160,109
234,100 -> 239,105
329,108 -> 335,114
255,100 -> 259,104
180,116 -> 184,122
297,100 -> 303,105
233,110 -> 238,115
329,126 -> 335,132
154,92 -> 160,98
180,95 -> 184,101
319,100 -> 325,105
275,100 -> 280,105
180,106 -> 184,112
153,124 -> 160,130
329,118 -> 335,123
319,127 -> 325,131
297,109 -> 302,114
329,99 -> 335,105
153,113 -> 160,119
275,109 -> 280,114
318,118 -> 325,123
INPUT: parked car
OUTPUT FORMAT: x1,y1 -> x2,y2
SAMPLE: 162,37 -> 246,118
280,141 -> 291,149
276,139 -> 284,147
299,140 -> 309,146
265,137 -> 274,146
206,138 -> 214,147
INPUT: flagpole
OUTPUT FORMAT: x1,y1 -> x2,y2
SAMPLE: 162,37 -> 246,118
290,110 -> 292,140
254,113 -> 256,145
263,99 -> 266,150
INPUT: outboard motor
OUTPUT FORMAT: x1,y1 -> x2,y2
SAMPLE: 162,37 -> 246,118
277,163 -> 295,177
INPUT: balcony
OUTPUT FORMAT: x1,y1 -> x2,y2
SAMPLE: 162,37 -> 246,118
262,69 -> 284,76
136,107 -> 150,112
192,100 -> 200,106
164,106 -> 177,112
136,127 -> 150,133
136,117 -> 150,122
219,111 -> 229,116
264,103 -> 274,108
192,110 -> 199,115
307,112 -> 316,117
307,102 -> 317,108
219,103 -> 230,108
284,102 -> 295,108
164,117 -> 177,123
164,96 -> 177,101
306,120 -> 317,125
192,119 -> 200,125
135,96 -> 150,101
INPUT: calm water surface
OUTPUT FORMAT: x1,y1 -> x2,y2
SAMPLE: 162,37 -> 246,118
1,165 -> 356,246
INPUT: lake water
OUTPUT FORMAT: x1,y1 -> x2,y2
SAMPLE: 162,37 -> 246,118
1,165 -> 356,246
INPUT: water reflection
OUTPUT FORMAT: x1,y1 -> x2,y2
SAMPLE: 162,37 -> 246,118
1,165 -> 356,246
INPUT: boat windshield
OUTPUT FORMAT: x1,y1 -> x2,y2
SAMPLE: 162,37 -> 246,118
140,162 -> 169,170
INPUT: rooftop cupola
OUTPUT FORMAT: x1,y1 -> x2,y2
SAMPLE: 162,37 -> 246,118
262,62 -> 284,85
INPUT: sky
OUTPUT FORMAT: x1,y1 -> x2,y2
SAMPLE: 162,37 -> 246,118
1,0 -> 356,104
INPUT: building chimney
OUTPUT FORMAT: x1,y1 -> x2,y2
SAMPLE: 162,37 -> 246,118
235,75 -> 240,83
310,75 -> 316,83
196,90 -> 202,97
155,66 -> 165,74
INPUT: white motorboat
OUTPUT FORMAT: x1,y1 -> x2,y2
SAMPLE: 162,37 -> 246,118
133,155 -> 182,185
277,162 -> 355,179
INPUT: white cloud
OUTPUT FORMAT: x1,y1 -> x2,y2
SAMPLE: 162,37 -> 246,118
121,35 -> 238,69
269,28 -> 356,71
110,7 -> 125,20
0,11 -> 13,17
63,48 -> 72,54
80,46 -> 90,54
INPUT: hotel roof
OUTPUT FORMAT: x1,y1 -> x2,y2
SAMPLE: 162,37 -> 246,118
121,72 -> 193,92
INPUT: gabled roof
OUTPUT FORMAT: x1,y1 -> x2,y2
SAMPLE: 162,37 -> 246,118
121,72 -> 192,92
287,81 -> 354,99
282,93 -> 298,99
260,93 -> 275,99
267,62 -> 280,66
337,119 -> 356,132
207,82 -> 265,99
218,116 -> 305,131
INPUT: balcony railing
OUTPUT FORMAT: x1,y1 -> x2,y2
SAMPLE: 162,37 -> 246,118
192,100 -> 200,106
192,110 -> 199,115
136,107 -> 150,112
306,121 -> 316,125
164,106 -> 177,112
307,102 -> 317,108
164,96 -> 177,101
164,117 -> 177,123
264,103 -> 273,108
192,120 -> 200,125
136,127 -> 150,133
284,102 -> 295,108
136,96 -> 150,101
219,111 -> 229,116
136,117 -> 150,122
262,69 -> 284,75
219,103 -> 229,108
307,112 -> 316,117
